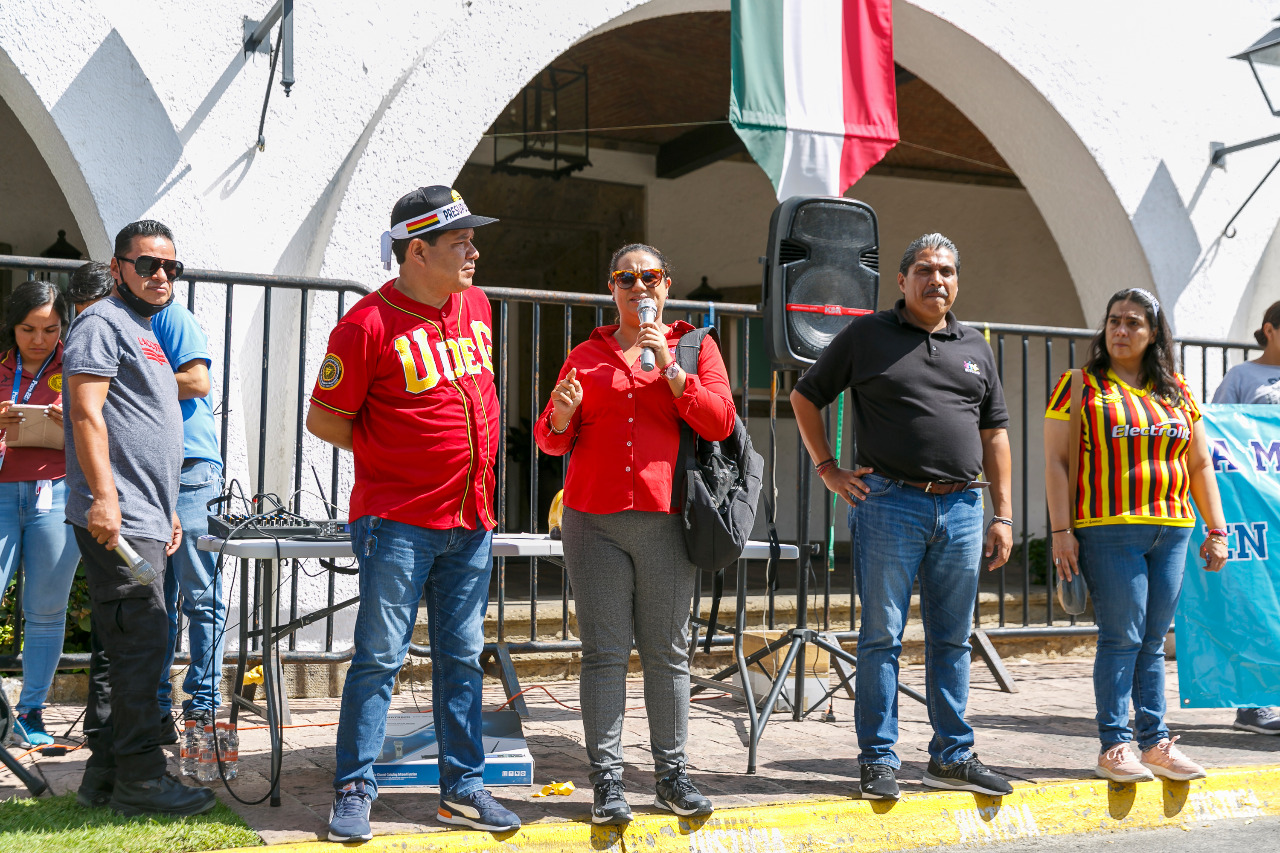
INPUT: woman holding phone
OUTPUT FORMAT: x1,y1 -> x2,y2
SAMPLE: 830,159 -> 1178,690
0,279 -> 80,747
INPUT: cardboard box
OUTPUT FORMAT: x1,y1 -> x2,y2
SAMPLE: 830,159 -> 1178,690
741,630 -> 830,678
372,710 -> 533,787
732,669 -> 831,715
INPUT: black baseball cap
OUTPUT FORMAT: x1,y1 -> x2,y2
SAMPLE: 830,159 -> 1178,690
389,185 -> 498,238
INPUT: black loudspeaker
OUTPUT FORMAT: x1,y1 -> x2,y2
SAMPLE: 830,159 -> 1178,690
762,197 -> 880,368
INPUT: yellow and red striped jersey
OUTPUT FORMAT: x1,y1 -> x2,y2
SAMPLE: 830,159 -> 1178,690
1045,369 -> 1200,527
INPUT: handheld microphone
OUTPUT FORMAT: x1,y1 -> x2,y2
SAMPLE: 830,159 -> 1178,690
116,539 -> 158,585
638,297 -> 658,372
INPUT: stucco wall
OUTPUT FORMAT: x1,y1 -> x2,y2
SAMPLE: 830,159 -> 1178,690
897,0 -> 1280,337
4,1 -> 1276,321
3,0 -> 1279,650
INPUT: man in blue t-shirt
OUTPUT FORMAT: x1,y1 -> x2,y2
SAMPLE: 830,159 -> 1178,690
150,302 -> 226,736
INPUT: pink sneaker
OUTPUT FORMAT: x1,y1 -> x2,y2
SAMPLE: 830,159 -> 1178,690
1140,736 -> 1206,781
1095,743 -> 1154,783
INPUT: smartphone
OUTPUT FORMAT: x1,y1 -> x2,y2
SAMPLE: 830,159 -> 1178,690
7,404 -> 55,418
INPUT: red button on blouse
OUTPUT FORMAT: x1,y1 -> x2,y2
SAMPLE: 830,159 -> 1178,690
534,321 -> 736,514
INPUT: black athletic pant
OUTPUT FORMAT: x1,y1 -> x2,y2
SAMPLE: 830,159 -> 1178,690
73,527 -> 169,783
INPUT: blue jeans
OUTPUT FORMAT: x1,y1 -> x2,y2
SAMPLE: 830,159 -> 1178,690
1076,523 -> 1190,751
0,478 -> 81,714
334,516 -> 492,799
849,473 -> 984,768
159,460 -> 226,718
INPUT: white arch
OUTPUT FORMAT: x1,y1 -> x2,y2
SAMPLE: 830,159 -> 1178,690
318,1 -> 720,282
0,4 -> 212,259
0,44 -> 108,256
893,2 -> 1154,323
318,0 -> 1153,328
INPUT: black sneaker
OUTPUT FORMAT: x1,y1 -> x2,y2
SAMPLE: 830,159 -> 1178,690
592,775 -> 633,825
437,789 -> 521,832
184,709 -> 213,729
76,766 -> 115,808
109,772 -> 218,817
654,764 -> 713,817
859,763 -> 900,800
1234,707 -> 1280,735
922,755 -> 1013,796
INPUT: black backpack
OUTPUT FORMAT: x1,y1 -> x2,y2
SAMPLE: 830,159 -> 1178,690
671,328 -> 765,648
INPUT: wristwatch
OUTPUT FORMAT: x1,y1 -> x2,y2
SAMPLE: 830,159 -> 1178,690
663,361 -> 682,380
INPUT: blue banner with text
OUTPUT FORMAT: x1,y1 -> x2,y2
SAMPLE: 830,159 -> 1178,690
1176,405 -> 1280,708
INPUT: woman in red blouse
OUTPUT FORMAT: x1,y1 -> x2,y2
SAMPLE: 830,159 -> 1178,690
0,279 -> 79,748
534,244 -> 735,826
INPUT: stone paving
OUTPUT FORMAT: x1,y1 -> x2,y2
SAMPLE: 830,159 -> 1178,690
4,656 -> 1279,845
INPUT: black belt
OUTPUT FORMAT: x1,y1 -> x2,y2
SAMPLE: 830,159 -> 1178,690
879,474 -> 988,495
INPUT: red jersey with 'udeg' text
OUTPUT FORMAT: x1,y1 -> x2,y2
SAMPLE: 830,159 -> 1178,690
310,280 -> 499,530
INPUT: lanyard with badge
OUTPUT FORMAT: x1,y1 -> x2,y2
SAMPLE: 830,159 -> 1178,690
0,350 -> 58,509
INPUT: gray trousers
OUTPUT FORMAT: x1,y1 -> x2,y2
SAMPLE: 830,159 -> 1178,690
561,508 -> 698,784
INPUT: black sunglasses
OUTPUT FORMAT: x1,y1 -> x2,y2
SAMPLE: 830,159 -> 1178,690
116,255 -> 184,280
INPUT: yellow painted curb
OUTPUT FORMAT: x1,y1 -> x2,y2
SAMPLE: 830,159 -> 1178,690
216,765 -> 1280,853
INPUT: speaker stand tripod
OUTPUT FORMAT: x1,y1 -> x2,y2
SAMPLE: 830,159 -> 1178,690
754,462 -> 932,772
691,459 -> 929,774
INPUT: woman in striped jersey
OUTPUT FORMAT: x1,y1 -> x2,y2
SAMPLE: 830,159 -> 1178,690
1044,287 -> 1229,785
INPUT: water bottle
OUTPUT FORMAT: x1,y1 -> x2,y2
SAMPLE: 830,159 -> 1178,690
196,724 -> 218,782
217,722 -> 239,781
180,720 -> 198,776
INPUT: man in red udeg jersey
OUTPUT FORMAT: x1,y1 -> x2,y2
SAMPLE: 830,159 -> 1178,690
307,186 -> 520,841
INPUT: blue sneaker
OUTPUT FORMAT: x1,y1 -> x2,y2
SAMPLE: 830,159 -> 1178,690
328,781 -> 373,842
437,789 -> 521,832
14,710 -> 54,748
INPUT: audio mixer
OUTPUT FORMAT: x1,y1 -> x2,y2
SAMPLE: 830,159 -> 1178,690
207,512 -> 350,540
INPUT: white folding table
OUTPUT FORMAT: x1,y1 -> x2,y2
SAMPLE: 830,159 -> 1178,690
197,533 -> 794,805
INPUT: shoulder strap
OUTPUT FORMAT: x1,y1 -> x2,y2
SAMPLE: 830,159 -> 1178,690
670,327 -> 718,511
675,326 -> 717,375
1068,369 -> 1084,526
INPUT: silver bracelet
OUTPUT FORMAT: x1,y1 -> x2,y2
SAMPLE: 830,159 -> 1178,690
990,516 -> 1014,526
547,414 -> 568,435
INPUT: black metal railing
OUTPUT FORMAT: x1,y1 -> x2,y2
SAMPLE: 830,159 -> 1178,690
0,253 -> 1259,671
410,286 -> 761,659
0,255 -> 370,668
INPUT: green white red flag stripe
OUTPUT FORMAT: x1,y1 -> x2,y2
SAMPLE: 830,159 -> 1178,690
730,0 -> 898,200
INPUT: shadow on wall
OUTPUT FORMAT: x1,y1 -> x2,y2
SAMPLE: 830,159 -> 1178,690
1131,160 -> 1201,312
50,29 -> 187,226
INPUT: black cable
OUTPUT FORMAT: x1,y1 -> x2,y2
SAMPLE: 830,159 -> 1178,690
159,477 -> 356,805
198,479 -> 351,805
166,477 -> 278,806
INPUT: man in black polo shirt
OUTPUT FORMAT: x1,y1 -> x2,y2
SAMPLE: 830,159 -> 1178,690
791,233 -> 1013,801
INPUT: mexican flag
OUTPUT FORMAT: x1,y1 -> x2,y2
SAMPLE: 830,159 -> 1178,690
730,0 -> 898,201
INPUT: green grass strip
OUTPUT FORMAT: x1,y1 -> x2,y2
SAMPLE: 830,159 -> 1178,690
0,793 -> 262,853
